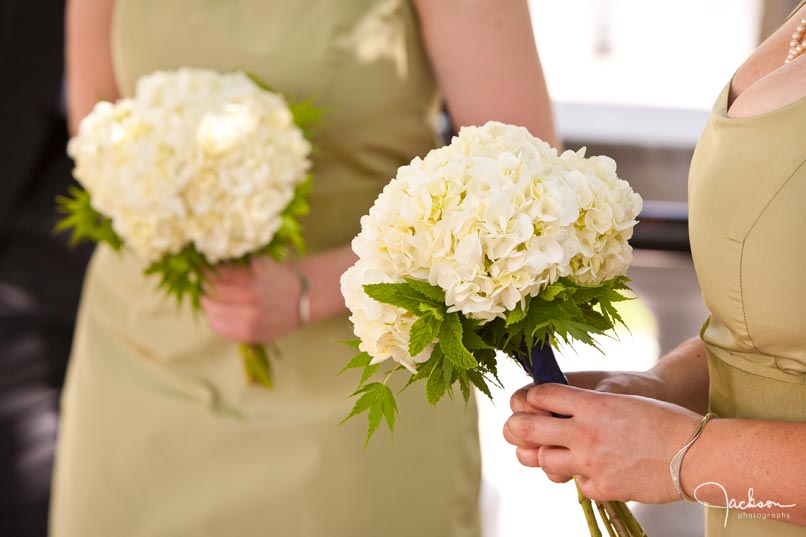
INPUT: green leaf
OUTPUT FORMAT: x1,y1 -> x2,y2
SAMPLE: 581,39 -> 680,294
54,186 -> 123,251
401,348 -> 441,391
339,351 -> 372,375
289,100 -> 324,140
468,369 -> 494,401
425,363 -> 449,405
404,278 -> 446,303
341,382 -> 399,447
244,72 -> 278,93
340,339 -> 362,351
408,315 -> 441,357
541,281 -> 567,302
506,305 -> 528,327
380,385 -> 398,439
363,282 -> 433,314
417,303 -> 445,320
460,316 -> 492,351
457,371 -> 471,404
144,244 -> 211,311
438,313 -> 478,369
360,363 -> 381,385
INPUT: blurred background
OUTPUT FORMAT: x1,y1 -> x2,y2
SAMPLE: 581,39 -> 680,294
0,0 -> 799,536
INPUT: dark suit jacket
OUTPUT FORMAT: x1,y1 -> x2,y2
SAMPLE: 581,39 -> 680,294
0,0 -> 92,324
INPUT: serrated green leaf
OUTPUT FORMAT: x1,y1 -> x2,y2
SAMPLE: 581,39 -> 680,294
541,281 -> 567,302
425,362 -> 449,405
468,369 -> 494,401
144,245 -> 211,312
380,385 -> 397,439
458,371 -> 471,404
402,347 -> 441,391
341,383 -> 378,424
438,313 -> 477,370
360,362 -> 381,385
408,315 -> 441,357
367,396 -> 383,447
506,305 -> 528,327
363,282 -> 427,314
417,303 -> 445,320
459,315 -> 491,351
404,278 -> 446,303
340,339 -> 362,351
341,382 -> 399,447
340,351 -> 372,374
54,186 -> 123,251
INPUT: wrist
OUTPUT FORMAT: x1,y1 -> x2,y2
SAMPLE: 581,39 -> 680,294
674,412 -> 720,503
288,264 -> 311,327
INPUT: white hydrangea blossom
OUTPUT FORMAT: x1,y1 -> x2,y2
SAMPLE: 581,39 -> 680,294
341,261 -> 433,373
343,121 -> 642,367
68,68 -> 311,263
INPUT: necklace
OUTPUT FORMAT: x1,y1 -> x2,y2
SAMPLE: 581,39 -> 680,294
786,15 -> 806,64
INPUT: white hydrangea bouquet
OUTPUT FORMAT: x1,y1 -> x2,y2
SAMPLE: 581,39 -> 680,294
57,68 -> 319,389
340,122 -> 648,536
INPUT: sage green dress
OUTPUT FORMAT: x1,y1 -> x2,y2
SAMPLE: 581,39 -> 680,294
49,2 -> 481,536
689,4 -> 806,534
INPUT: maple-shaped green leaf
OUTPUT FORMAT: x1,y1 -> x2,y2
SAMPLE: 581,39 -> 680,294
541,281 -> 567,302
360,362 -> 381,385
339,351 -> 373,375
340,339 -> 362,351
506,305 -> 528,327
341,382 -> 398,447
468,369 -> 494,401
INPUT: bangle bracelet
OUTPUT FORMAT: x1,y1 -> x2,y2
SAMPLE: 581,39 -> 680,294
670,412 -> 718,502
289,265 -> 311,326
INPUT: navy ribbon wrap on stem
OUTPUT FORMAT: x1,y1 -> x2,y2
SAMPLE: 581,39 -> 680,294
519,342 -> 570,418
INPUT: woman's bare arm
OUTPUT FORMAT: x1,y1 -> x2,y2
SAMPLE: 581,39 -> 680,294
65,0 -> 119,134
413,0 -> 559,147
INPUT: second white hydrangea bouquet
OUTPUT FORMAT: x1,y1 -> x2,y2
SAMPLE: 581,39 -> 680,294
58,68 -> 319,388
340,121 -> 647,536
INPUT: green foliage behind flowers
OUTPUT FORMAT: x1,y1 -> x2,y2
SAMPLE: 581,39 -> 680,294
342,275 -> 633,446
55,186 -> 123,251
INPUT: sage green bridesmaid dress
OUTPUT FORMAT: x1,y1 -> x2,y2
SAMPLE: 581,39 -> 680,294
49,2 -> 481,536
689,3 -> 806,535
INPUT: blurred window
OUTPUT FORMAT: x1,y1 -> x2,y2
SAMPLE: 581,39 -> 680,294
530,0 -> 766,144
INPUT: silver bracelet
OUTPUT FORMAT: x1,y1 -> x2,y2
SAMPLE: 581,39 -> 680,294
670,412 -> 718,502
289,265 -> 311,326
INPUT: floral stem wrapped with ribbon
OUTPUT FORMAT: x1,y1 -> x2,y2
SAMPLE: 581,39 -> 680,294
58,68 -> 319,388
340,121 -> 647,536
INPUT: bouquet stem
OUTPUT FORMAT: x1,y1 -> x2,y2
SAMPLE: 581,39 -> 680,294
595,501 -> 618,537
576,477 -> 603,537
239,343 -> 273,388
613,501 -> 647,537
